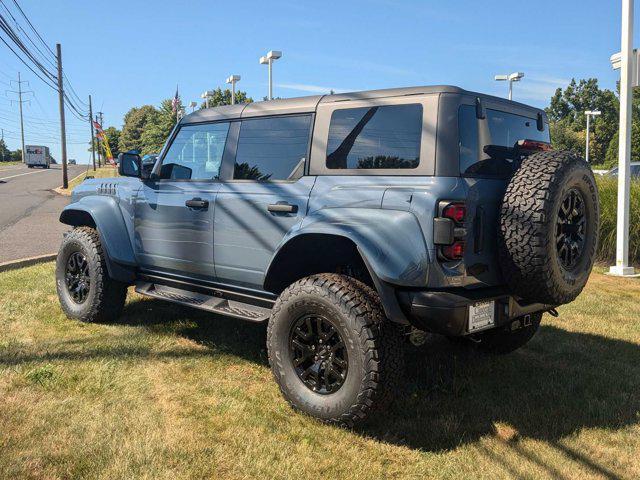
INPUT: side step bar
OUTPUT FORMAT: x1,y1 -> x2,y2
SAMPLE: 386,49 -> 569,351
135,281 -> 271,322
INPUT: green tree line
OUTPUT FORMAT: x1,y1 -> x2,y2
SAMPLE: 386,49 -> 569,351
0,139 -> 24,162
93,87 -> 252,158
547,78 -> 640,168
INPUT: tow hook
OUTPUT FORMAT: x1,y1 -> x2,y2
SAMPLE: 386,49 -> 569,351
523,314 -> 532,327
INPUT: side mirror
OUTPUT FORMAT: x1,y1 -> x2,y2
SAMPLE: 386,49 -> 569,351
118,153 -> 141,178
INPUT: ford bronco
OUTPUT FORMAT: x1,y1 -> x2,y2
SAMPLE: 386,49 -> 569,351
56,86 -> 599,426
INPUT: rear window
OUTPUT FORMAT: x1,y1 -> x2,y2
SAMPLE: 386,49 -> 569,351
326,104 -> 422,170
459,105 -> 550,177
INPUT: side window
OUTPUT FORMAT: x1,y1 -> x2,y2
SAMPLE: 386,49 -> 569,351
233,115 -> 311,181
326,104 -> 422,170
160,122 -> 230,180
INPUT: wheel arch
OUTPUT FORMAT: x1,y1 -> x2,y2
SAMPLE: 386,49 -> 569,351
264,231 -> 411,324
59,196 -> 136,283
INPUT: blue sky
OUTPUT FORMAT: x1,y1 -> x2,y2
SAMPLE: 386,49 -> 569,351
0,0 -> 634,164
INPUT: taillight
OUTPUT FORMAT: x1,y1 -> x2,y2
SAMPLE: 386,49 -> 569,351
442,203 -> 467,223
516,139 -> 553,151
442,241 -> 465,260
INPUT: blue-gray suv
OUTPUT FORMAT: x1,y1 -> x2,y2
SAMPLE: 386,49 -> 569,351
56,86 -> 599,426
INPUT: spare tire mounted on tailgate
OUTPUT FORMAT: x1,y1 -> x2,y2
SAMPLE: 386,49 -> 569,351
499,150 -> 599,305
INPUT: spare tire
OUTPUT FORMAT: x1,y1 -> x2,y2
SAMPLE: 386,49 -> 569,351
499,150 -> 599,305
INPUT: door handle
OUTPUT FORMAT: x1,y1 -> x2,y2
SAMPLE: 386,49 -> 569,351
267,203 -> 298,213
185,198 -> 209,209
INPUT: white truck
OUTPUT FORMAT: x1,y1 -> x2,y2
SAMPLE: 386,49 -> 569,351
25,145 -> 51,169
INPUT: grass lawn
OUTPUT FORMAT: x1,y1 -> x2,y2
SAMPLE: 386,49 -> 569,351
1,264 -> 639,479
55,166 -> 118,195
0,161 -> 22,167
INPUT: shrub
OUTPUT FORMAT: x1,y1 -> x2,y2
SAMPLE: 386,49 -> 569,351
595,176 -> 640,264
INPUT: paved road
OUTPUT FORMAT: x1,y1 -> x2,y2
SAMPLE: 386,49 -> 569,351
0,163 -> 86,263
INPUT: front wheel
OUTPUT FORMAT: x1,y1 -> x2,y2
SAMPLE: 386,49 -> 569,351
56,226 -> 127,323
267,274 -> 404,427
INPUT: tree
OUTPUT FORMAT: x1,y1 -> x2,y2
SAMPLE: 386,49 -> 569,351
546,78 -> 619,166
0,139 -> 11,162
118,105 -> 158,152
104,127 -> 121,158
200,88 -> 252,108
140,99 -> 177,154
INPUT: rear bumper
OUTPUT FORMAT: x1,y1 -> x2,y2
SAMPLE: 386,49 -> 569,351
397,287 -> 553,336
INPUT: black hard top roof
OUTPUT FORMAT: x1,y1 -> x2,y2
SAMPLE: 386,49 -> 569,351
180,85 -> 544,124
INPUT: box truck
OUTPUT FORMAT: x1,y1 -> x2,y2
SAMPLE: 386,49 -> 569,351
25,145 -> 51,168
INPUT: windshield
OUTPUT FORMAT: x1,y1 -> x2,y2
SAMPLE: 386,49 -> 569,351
459,105 -> 550,178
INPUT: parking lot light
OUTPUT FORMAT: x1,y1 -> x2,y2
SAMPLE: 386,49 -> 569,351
260,50 -> 282,100
584,110 -> 601,163
201,90 -> 214,109
494,72 -> 525,100
226,75 -> 241,105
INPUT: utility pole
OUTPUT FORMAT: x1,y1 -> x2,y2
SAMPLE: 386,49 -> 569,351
17,72 -> 25,163
89,95 -> 96,171
56,43 -> 68,189
6,73 -> 31,163
1,128 -> 4,162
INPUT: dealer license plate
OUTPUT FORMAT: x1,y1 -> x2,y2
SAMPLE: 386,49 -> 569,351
468,300 -> 495,332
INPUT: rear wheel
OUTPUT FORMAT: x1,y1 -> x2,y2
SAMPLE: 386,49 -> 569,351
56,226 -> 127,323
267,274 -> 404,427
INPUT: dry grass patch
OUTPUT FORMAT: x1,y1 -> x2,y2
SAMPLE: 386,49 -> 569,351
1,263 -> 639,479
54,166 -> 118,196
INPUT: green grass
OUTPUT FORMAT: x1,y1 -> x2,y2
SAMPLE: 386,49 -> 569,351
596,176 -> 640,264
1,263 -> 639,479
0,160 -> 22,167
56,166 -> 118,195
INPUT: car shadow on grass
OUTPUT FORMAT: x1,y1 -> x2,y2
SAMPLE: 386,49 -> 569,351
119,298 -> 640,457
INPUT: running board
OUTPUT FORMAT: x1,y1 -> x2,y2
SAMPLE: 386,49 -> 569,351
135,281 -> 271,322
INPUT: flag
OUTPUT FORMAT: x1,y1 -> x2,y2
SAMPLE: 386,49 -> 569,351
172,85 -> 180,112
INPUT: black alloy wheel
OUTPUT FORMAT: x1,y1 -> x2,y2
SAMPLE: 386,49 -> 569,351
556,188 -> 587,270
289,314 -> 348,394
65,251 -> 91,304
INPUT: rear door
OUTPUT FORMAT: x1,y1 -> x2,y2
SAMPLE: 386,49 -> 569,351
214,114 -> 314,290
134,121 -> 231,281
458,102 -> 551,287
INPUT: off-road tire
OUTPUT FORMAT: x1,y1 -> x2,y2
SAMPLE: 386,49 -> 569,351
267,274 -> 404,427
56,226 -> 127,323
499,151 -> 599,305
474,313 -> 542,354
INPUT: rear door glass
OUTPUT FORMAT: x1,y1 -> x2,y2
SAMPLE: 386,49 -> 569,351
459,105 -> 550,178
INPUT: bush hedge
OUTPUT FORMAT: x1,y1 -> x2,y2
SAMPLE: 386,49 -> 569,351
595,176 -> 640,264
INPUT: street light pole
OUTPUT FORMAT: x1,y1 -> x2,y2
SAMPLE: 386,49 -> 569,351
494,72 -> 524,100
226,75 -> 241,104
584,110 -> 601,163
260,51 -> 282,100
609,0 -> 636,276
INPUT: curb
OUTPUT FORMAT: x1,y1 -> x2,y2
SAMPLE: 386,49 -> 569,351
0,254 -> 56,273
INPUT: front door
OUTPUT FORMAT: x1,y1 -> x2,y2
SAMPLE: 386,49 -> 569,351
134,121 -> 231,281
214,114 -> 314,290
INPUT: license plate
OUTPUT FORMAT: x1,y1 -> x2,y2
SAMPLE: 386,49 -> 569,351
468,300 -> 496,332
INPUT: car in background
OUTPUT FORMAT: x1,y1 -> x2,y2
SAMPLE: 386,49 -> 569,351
607,162 -> 640,177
